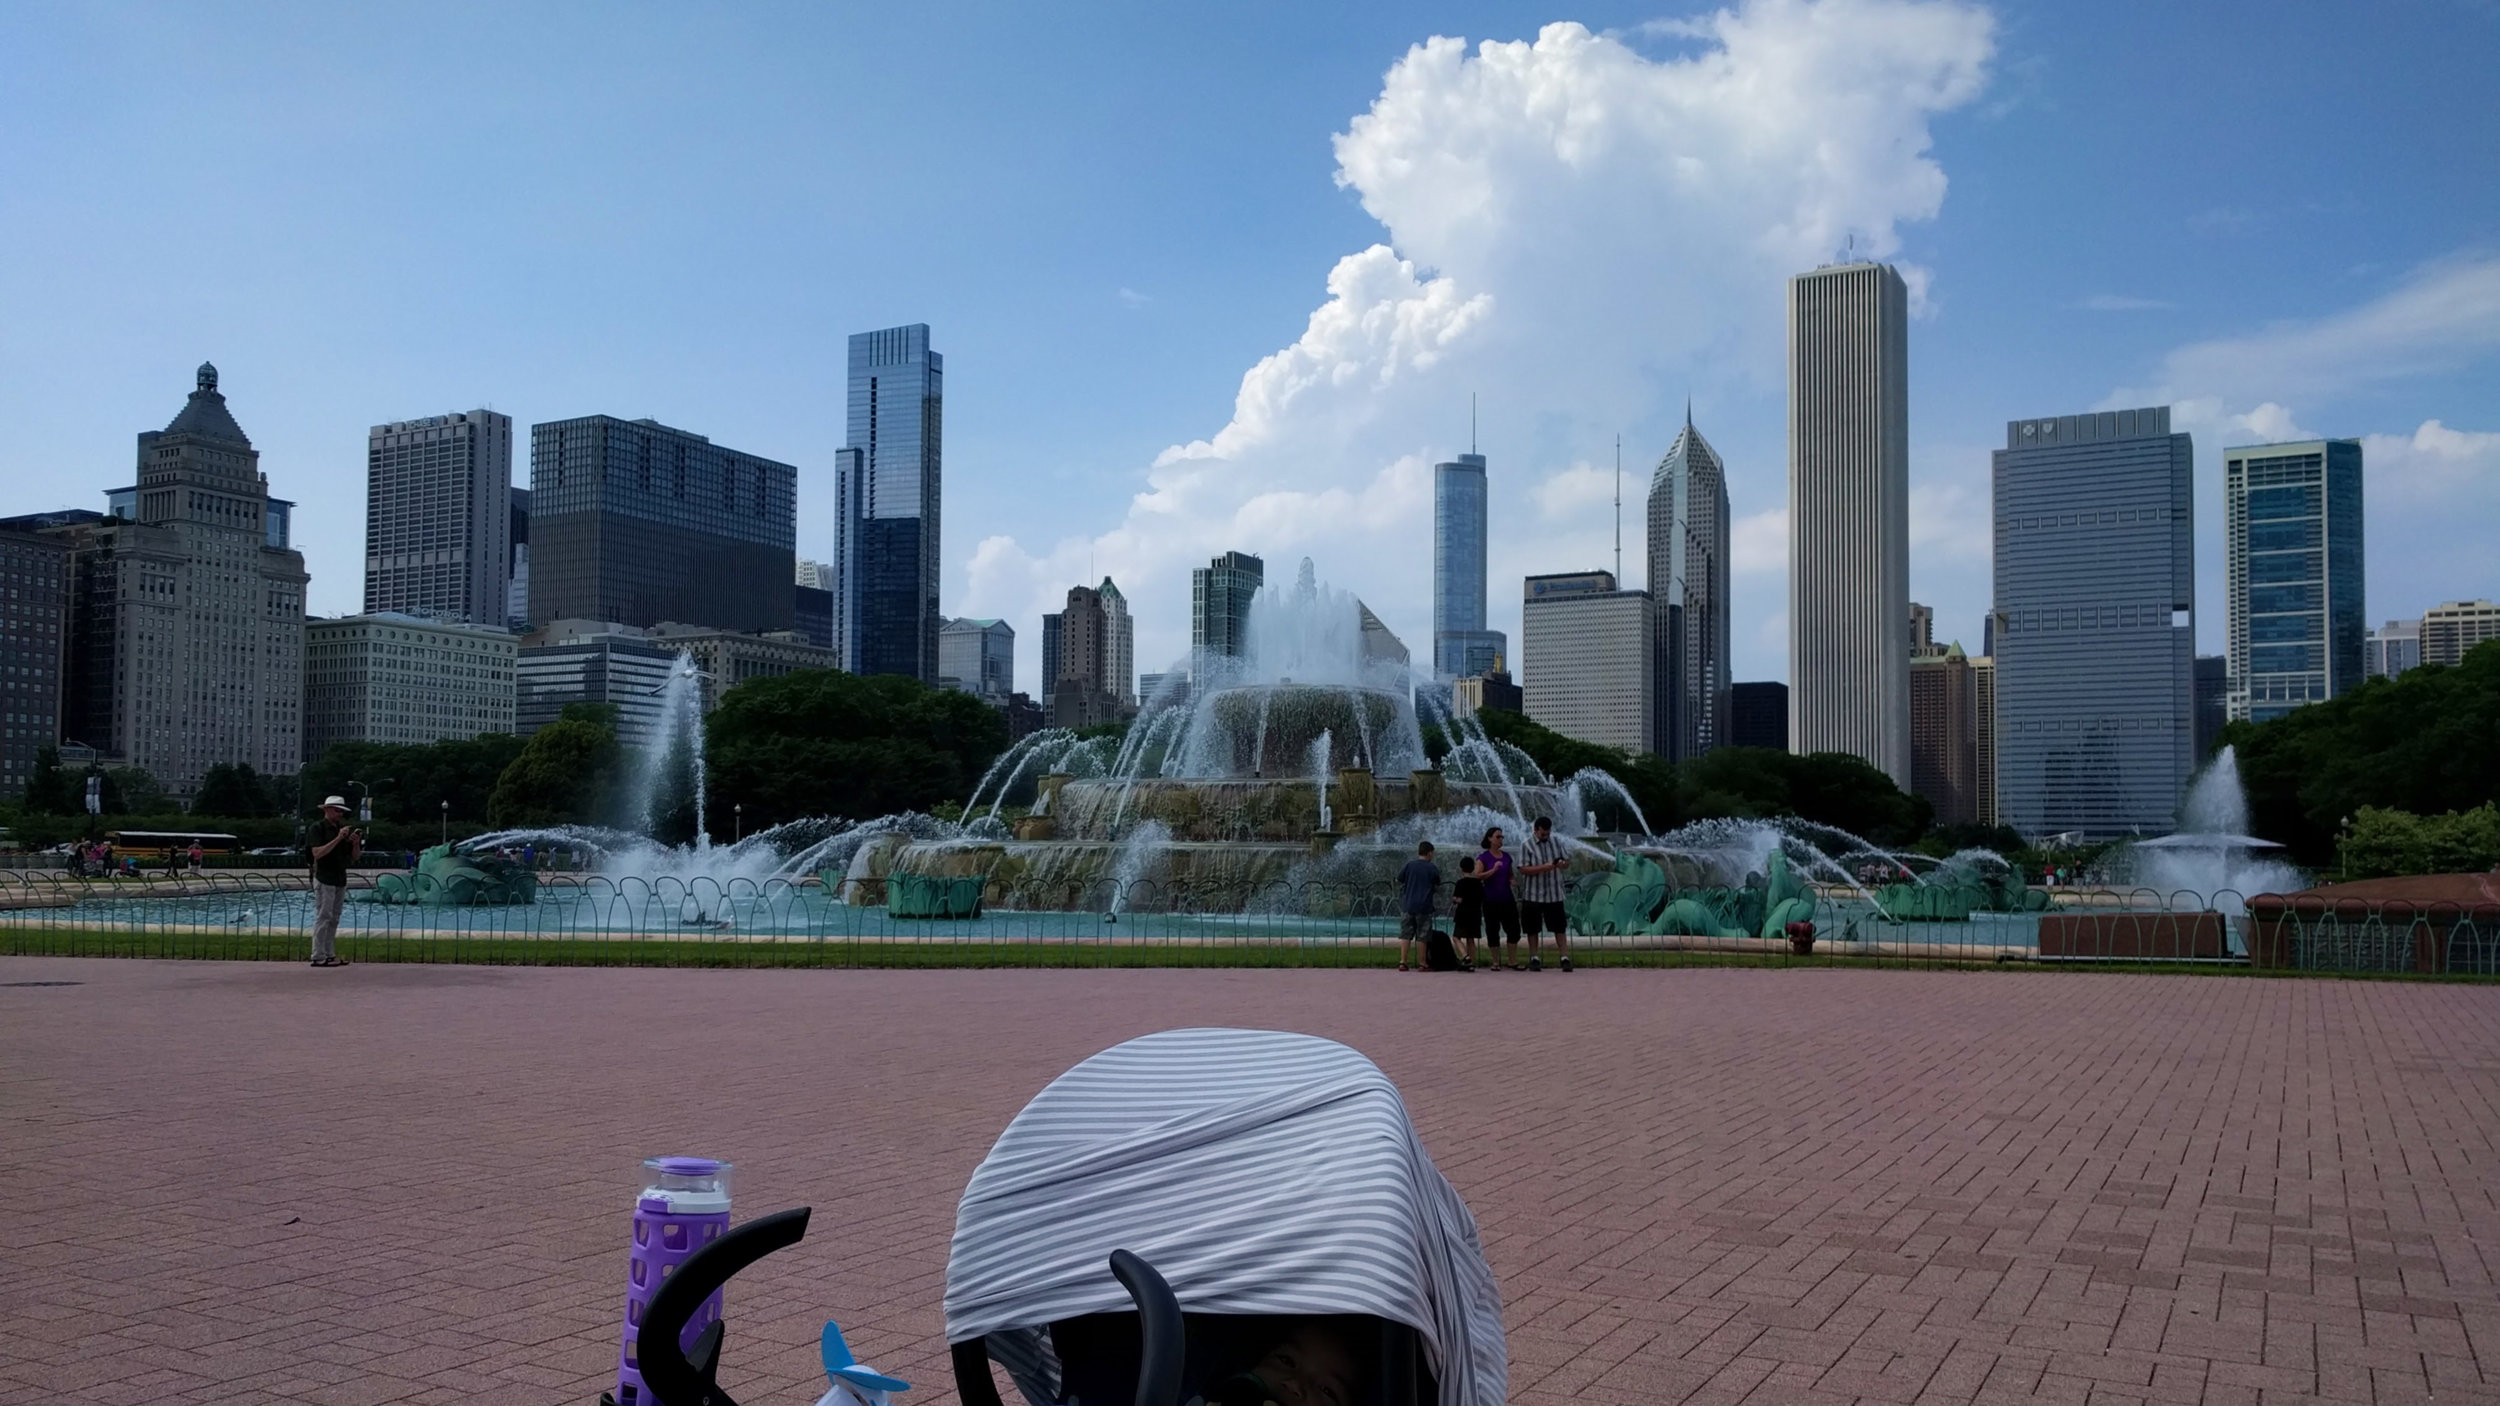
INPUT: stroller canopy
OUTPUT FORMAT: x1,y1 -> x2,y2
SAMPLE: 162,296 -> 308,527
945,1028 -> 1507,1406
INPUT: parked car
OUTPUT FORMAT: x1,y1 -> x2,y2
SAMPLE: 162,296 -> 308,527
247,846 -> 297,857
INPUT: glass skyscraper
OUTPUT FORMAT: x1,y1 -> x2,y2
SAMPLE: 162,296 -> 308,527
1432,453 -> 1503,677
2224,439 -> 2363,723
836,324 -> 943,680
1992,407 -> 2195,838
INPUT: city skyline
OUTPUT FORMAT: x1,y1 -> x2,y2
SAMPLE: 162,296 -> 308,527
0,5 -> 2493,697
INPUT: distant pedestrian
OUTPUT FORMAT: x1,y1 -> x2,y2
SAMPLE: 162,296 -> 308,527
1396,841 -> 1441,972
1517,815 -> 1573,973
1477,826 -> 1522,969
187,840 -> 203,874
305,796 -> 361,969
1451,856 -> 1483,970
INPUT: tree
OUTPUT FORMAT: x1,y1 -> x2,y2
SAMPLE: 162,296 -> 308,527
104,766 -> 168,816
194,762 -> 276,818
703,670 -> 1008,831
303,735 -> 525,823
487,715 -> 623,828
22,746 -> 73,814
1677,747 -> 1933,847
2226,639 -> 2500,864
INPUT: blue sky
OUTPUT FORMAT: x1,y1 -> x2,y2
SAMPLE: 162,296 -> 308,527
3,1 -> 2495,690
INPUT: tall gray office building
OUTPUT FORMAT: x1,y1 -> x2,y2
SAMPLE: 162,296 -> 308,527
2225,440 -> 2364,722
365,409 -> 512,626
835,324 -> 943,680
1647,408 -> 1730,760
527,415 -> 795,633
1992,408 -> 2195,838
1787,261 -> 1910,784
1432,453 -> 1504,677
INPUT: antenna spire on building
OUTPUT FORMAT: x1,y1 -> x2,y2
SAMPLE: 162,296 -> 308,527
1470,393 -> 1477,455
1613,435 -> 1622,584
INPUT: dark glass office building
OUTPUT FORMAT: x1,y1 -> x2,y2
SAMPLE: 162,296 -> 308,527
527,416 -> 795,633
1993,408 -> 2196,838
836,324 -> 943,680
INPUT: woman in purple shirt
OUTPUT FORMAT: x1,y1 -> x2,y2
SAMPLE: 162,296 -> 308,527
1477,826 -> 1524,970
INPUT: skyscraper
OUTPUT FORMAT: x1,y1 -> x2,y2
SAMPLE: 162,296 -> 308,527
836,324 -> 943,680
0,521 -> 70,796
527,414 -> 796,632
1051,583 -> 1125,729
939,617 -> 1015,698
364,410 -> 513,626
1432,452 -> 1504,678
506,487 -> 531,630
1993,408 -> 2195,838
2364,620 -> 2421,679
1192,551 -> 1264,664
1100,577 -> 1135,707
1521,570 -> 1658,753
304,613 -> 517,760
1787,261 -> 1911,783
1727,681 -> 1788,751
1909,644 -> 1978,826
1970,653 -> 1997,825
58,364 -> 307,791
1647,410 -> 1730,761
2421,601 -> 2499,668
2192,655 -> 2227,759
2224,439 -> 2363,722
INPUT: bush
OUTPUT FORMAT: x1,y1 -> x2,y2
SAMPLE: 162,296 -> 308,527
2338,804 -> 2500,879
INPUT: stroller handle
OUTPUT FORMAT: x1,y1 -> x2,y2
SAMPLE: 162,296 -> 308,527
635,1206 -> 812,1406
950,1249 -> 1187,1406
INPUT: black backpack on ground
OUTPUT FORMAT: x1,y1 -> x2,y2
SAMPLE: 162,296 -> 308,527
1423,929 -> 1462,971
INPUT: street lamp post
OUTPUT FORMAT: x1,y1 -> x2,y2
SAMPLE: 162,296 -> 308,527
440,800 -> 449,846
734,804 -> 743,843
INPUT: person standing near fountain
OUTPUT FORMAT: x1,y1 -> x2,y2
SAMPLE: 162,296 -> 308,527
1517,815 -> 1573,973
1478,827 -> 1523,969
304,795 -> 361,968
1396,841 -> 1442,973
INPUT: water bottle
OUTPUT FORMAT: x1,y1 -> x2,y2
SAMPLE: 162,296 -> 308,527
608,1156 -> 733,1406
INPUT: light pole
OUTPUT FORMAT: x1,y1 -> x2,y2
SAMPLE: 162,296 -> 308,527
440,799 -> 449,846
734,803 -> 743,843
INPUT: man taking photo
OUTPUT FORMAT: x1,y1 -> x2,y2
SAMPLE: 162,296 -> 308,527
305,795 -> 361,968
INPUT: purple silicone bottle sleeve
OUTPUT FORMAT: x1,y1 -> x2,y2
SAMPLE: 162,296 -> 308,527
613,1157 -> 732,1406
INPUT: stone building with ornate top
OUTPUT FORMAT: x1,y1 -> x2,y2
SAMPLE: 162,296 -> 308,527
54,363 -> 308,793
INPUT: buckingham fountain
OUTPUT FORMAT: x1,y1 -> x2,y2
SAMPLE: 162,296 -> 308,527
834,561 -> 1599,916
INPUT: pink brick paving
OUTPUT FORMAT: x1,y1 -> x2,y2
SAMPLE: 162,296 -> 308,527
5,959 -> 2500,1405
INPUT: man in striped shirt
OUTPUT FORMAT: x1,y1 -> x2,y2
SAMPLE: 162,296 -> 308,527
1516,815 -> 1573,972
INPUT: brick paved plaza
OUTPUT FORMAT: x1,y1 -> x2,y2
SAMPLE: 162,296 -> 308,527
7,957 -> 2500,1405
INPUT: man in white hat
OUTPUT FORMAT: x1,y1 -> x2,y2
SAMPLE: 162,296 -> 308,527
305,796 -> 361,967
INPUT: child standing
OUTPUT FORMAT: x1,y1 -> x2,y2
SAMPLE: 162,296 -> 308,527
1451,856 -> 1483,971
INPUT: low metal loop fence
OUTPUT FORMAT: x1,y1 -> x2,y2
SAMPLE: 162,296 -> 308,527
0,869 -> 2491,976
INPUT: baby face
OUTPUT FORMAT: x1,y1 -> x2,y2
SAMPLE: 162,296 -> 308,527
1221,1323 -> 1359,1406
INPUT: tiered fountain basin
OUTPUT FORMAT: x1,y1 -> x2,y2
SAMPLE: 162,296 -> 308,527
840,765 -> 1573,914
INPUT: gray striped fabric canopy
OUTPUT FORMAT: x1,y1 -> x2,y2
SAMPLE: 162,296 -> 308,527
945,1028 -> 1508,1406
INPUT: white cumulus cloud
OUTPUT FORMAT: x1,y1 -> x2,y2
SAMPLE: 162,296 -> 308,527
957,2 -> 1996,682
